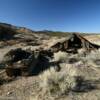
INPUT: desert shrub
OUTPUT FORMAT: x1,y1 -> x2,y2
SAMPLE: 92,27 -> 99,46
38,61 -> 95,99
80,50 -> 100,67
39,64 -> 81,99
31,50 -> 98,100
53,51 -> 82,64
53,51 -> 68,62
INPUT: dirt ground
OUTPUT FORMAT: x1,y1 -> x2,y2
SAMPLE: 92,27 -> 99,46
0,34 -> 100,100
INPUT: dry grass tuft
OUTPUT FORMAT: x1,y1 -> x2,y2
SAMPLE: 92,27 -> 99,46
39,71 -> 75,99
34,50 -> 100,100
80,50 -> 100,68
53,51 -> 68,62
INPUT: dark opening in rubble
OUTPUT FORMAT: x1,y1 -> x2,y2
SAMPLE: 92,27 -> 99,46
4,48 -> 31,64
6,68 -> 22,77
68,34 -> 82,49
3,48 -> 32,77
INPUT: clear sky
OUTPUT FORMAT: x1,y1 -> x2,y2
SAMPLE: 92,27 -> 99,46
0,0 -> 100,33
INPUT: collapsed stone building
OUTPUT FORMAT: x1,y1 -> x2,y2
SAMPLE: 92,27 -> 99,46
50,33 -> 100,53
2,33 -> 100,77
3,48 -> 53,77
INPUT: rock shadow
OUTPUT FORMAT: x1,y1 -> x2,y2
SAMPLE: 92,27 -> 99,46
72,76 -> 99,93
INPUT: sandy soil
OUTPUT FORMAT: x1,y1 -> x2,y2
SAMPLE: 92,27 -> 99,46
0,34 -> 100,100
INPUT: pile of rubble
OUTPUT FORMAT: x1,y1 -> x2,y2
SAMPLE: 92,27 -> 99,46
50,33 -> 100,53
1,48 -> 53,77
1,33 -> 100,78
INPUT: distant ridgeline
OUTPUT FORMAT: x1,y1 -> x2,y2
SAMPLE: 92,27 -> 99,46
0,22 -> 99,41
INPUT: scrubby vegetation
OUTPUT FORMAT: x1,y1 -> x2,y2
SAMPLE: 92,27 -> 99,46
0,22 -> 100,100
32,50 -> 100,100
39,69 -> 76,98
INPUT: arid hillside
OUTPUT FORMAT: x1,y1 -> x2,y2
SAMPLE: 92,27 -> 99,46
0,23 -> 100,100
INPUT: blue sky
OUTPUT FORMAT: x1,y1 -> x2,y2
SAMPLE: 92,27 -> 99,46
0,0 -> 100,33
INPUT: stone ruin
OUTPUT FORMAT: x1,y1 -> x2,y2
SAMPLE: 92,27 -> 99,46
50,33 -> 100,53
3,48 -> 53,77
2,33 -> 100,77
